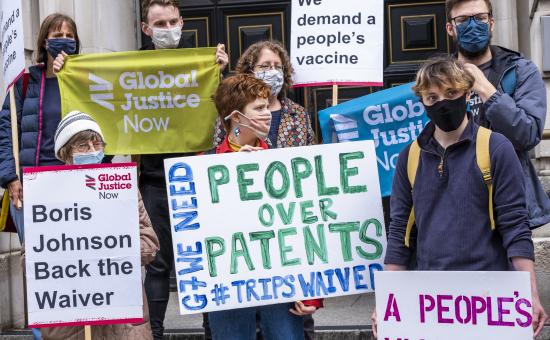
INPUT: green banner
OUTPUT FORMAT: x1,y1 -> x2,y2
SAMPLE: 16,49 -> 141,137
57,48 -> 220,155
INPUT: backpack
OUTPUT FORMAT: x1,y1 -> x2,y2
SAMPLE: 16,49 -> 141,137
404,126 -> 494,247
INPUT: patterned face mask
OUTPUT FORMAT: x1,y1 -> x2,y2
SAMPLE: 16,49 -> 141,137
254,69 -> 284,97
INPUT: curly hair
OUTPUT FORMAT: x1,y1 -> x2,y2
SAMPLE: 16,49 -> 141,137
214,74 -> 271,133
412,54 -> 475,97
235,40 -> 294,100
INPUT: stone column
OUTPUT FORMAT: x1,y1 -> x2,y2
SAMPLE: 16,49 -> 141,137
491,0 -> 519,50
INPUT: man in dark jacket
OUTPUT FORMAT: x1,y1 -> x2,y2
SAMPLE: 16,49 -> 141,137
138,1 -> 228,339
445,0 -> 550,228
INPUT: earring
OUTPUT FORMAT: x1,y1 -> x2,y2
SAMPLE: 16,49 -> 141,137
233,125 -> 240,137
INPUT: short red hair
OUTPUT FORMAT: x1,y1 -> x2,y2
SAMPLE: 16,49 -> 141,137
214,74 -> 270,133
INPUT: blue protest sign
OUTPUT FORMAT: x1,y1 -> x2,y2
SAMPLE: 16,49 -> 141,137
318,82 -> 430,197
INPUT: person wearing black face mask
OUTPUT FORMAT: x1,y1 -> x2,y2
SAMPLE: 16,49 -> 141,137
371,55 -> 548,339
446,0 -> 550,230
0,13 -> 81,244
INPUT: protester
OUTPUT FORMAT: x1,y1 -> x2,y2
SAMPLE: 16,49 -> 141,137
137,1 -> 229,338
370,55 -> 548,338
215,40 -> 315,148
38,111 -> 160,340
205,73 -> 322,340
0,13 -> 81,244
446,0 -> 550,228
212,40 -> 318,338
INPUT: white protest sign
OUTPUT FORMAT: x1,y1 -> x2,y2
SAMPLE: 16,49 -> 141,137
290,0 -> 384,87
23,163 -> 143,327
1,0 -> 25,91
164,141 -> 386,314
375,271 -> 534,340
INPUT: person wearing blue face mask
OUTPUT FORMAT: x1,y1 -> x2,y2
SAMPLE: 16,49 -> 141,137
0,13 -> 81,243
446,0 -> 550,230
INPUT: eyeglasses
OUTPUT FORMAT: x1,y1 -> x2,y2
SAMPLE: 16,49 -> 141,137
254,64 -> 284,72
72,141 -> 105,153
451,12 -> 491,26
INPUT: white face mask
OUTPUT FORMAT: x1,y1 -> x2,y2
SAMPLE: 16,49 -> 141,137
225,110 -> 271,140
151,25 -> 182,49
254,69 -> 284,97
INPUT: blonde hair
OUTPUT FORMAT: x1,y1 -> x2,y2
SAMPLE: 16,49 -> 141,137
412,55 -> 474,97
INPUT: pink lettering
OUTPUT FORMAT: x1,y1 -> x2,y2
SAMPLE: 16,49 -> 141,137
383,293 -> 401,322
419,294 -> 435,323
436,295 -> 454,324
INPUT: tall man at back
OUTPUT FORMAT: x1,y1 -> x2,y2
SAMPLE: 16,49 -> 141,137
446,0 -> 550,228
139,1 -> 228,339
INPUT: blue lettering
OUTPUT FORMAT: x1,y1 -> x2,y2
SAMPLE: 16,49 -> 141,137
335,267 -> 351,292
353,265 -> 368,290
231,280 -> 245,303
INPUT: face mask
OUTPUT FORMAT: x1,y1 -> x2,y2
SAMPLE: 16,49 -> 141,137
254,69 -> 284,97
73,150 -> 104,165
151,26 -> 181,49
225,110 -> 271,140
46,38 -> 77,58
424,94 -> 467,132
456,19 -> 490,55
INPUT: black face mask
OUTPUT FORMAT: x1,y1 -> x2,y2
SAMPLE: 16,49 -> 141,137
424,94 -> 467,132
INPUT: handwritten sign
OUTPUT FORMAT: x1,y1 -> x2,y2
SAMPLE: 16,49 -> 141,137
165,141 -> 386,314
1,0 -> 25,90
375,271 -> 533,340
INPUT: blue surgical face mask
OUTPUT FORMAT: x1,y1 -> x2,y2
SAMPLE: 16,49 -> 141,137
46,38 -> 77,58
456,19 -> 490,54
73,150 -> 104,165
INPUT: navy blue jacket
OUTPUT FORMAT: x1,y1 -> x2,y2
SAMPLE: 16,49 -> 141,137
479,46 -> 550,228
384,119 -> 534,270
0,65 -> 48,188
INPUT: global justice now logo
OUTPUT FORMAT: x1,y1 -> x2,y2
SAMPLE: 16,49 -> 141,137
84,173 -> 133,199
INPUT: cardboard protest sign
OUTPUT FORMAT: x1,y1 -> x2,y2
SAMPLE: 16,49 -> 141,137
375,271 -> 534,340
164,141 -> 386,314
57,48 -> 219,155
23,163 -> 143,327
318,82 -> 430,196
290,0 -> 384,86
1,0 -> 25,91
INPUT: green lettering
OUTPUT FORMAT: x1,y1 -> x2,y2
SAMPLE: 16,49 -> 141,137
300,200 -> 318,224
249,231 -> 275,269
207,165 -> 229,203
356,218 -> 384,260
291,157 -> 312,198
258,204 -> 275,227
315,155 -> 339,196
237,163 -> 262,201
319,198 -> 338,221
265,161 -> 290,199
340,152 -> 367,194
278,227 -> 301,267
329,222 -> 360,261
205,236 -> 225,277
276,202 -> 296,225
303,224 -> 328,265
230,232 -> 255,274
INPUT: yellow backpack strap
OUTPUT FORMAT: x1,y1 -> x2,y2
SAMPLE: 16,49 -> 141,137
476,126 -> 495,230
405,141 -> 420,247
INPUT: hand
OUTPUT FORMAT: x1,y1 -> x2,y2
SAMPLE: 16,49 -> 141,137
463,63 -> 497,101
239,145 -> 264,152
532,293 -> 548,337
53,51 -> 68,73
371,309 -> 378,338
289,301 -> 317,316
7,179 -> 23,209
215,43 -> 229,72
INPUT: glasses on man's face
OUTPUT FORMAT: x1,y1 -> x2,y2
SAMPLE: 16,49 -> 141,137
254,64 -> 284,72
72,141 -> 105,153
452,12 -> 491,26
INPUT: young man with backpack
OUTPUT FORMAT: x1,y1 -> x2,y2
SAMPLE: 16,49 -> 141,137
446,0 -> 550,228
373,55 -> 548,338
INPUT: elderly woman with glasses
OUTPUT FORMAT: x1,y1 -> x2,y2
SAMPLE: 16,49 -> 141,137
214,40 -> 315,148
